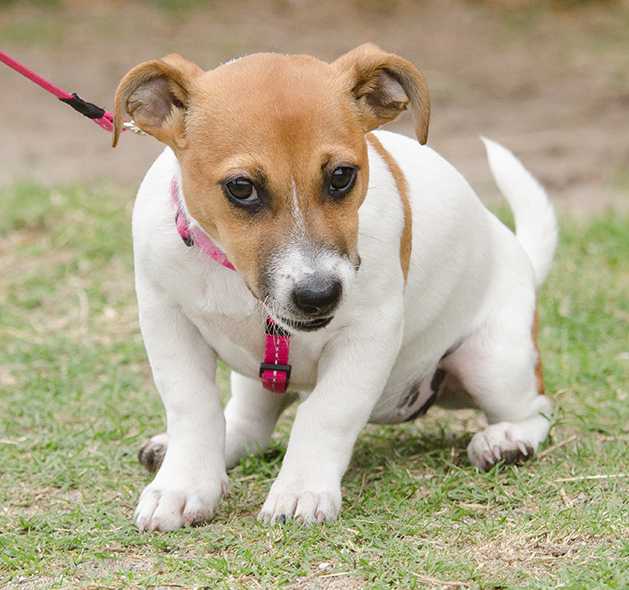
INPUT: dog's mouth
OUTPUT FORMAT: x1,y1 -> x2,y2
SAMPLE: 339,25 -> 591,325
276,315 -> 334,333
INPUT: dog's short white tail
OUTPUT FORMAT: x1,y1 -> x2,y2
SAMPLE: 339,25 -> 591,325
481,137 -> 558,288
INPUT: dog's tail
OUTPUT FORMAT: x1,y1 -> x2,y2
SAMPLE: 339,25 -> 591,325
481,136 -> 558,288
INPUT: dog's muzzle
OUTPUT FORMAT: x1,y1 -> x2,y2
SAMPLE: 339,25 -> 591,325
265,244 -> 358,332
278,275 -> 341,332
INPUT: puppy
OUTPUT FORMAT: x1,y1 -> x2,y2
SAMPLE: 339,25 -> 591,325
112,44 -> 558,531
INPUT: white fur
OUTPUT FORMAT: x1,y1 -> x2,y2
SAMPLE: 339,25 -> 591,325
131,130 -> 557,530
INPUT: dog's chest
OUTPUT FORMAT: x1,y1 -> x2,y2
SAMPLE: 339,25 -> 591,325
188,306 -> 322,391
193,312 -> 265,374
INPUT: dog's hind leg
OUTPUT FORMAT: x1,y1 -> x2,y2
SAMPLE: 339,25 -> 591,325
224,372 -> 297,468
440,307 -> 552,471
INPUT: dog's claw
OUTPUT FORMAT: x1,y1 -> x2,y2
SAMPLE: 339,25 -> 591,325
516,441 -> 530,457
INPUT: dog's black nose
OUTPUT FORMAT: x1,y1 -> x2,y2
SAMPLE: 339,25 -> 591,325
292,277 -> 342,317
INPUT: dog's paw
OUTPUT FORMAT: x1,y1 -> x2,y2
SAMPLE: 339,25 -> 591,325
258,488 -> 342,526
138,433 -> 168,474
468,422 -> 536,471
134,471 -> 228,532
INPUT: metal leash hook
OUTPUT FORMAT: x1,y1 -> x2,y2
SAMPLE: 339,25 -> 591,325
123,120 -> 146,135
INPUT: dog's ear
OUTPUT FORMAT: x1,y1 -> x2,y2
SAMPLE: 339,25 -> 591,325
333,44 -> 430,145
112,54 -> 203,150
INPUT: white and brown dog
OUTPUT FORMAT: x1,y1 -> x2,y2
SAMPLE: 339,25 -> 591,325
112,44 -> 558,531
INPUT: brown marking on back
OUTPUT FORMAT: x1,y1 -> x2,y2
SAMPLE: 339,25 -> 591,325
532,306 -> 546,395
366,132 -> 412,281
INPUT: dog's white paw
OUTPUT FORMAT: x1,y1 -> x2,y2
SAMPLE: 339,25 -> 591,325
468,422 -> 536,471
134,470 -> 228,532
258,487 -> 342,526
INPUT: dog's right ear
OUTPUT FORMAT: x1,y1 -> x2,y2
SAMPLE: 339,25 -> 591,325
112,55 -> 203,150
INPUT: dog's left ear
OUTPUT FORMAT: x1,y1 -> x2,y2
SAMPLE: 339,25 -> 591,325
334,44 -> 430,145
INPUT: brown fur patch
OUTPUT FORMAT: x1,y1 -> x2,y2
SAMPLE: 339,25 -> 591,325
366,132 -> 413,281
532,306 -> 546,396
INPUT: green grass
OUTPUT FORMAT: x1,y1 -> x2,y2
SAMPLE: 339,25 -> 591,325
0,182 -> 627,589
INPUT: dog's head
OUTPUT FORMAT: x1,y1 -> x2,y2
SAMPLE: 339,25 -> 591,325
113,44 -> 429,332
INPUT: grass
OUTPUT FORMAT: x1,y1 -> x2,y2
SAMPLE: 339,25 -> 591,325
0,181 -> 627,590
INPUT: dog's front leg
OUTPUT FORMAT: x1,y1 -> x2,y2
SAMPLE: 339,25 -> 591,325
258,310 -> 404,525
133,297 -> 227,532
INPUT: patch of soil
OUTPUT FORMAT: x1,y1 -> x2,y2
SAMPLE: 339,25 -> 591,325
1,0 -> 628,218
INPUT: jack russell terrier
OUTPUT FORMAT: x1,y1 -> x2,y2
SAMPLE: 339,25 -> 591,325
112,44 -> 558,531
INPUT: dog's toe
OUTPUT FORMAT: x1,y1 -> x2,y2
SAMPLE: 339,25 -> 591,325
138,433 -> 168,474
468,422 -> 536,471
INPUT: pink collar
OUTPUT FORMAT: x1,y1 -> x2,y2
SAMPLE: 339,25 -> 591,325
170,177 -> 235,271
170,177 -> 292,394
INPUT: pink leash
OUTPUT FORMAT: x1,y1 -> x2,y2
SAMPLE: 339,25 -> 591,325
0,49 -> 137,133
170,178 -> 293,394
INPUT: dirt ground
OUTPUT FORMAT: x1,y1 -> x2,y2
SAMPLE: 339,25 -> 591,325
0,0 -> 628,217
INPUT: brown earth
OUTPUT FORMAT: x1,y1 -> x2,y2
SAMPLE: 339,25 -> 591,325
0,0 -> 628,217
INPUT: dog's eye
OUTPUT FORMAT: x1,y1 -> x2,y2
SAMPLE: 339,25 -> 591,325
224,178 -> 258,204
328,166 -> 357,197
